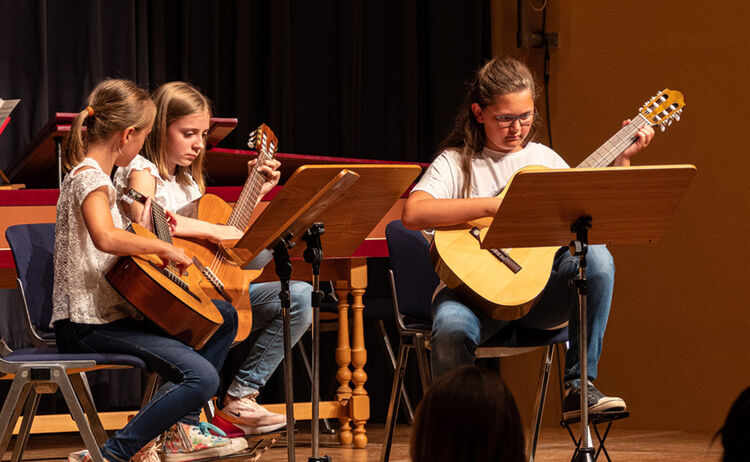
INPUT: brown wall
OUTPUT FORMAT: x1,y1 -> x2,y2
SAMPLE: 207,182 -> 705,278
492,1 -> 750,432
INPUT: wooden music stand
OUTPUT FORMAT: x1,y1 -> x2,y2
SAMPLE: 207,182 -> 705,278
7,114 -> 236,188
226,164 -> 421,460
479,164 -> 697,461
0,99 -> 24,190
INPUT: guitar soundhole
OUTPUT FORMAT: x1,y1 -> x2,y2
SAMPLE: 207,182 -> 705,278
148,261 -> 202,303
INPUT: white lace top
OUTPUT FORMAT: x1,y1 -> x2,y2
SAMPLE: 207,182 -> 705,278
113,155 -> 202,218
51,158 -> 141,325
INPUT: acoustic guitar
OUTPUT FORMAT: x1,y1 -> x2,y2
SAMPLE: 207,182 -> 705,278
105,199 -> 222,349
431,89 -> 686,321
173,124 -> 278,342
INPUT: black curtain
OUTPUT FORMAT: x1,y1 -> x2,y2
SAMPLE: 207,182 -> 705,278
0,0 -> 491,175
0,0 -> 491,416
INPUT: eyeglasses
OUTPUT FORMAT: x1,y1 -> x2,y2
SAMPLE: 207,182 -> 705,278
493,112 -> 538,128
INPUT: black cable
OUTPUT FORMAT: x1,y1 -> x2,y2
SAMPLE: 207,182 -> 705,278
541,3 -> 553,150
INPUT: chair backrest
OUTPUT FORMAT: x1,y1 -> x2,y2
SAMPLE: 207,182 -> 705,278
6,223 -> 56,330
385,220 -> 440,322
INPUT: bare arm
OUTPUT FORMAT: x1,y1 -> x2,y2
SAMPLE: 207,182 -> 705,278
126,169 -> 241,243
81,187 -> 192,273
401,190 -> 502,230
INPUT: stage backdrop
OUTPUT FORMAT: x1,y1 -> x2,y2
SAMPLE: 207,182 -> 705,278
0,0 -> 491,174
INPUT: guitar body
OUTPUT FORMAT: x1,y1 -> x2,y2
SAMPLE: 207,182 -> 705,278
106,223 -> 223,349
173,193 -> 262,343
431,167 -> 559,321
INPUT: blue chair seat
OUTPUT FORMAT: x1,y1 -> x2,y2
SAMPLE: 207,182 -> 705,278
5,348 -> 148,369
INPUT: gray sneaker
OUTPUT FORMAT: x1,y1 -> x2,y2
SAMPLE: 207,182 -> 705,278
563,383 -> 626,420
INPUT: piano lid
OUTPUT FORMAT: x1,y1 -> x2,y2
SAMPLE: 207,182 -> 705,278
206,147 -> 427,186
8,114 -> 237,188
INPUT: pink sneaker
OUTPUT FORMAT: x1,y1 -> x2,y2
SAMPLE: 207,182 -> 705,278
131,436 -> 161,462
214,395 -> 286,435
68,450 -> 107,462
161,422 -> 247,462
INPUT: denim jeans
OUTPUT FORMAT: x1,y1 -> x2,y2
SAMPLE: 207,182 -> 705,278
431,245 -> 614,386
226,281 -> 313,398
54,300 -> 237,462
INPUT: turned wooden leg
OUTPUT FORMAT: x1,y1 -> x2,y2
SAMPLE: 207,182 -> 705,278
349,258 -> 369,448
334,280 -> 353,446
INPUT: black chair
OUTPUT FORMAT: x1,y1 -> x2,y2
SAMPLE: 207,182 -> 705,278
380,220 -> 568,462
1,223 -> 154,462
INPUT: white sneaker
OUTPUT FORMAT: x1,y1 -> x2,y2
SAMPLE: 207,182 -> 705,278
214,394 -> 286,436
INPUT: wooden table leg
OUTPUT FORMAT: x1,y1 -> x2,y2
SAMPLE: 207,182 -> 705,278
332,258 -> 370,448
334,280 -> 353,446
349,258 -> 369,448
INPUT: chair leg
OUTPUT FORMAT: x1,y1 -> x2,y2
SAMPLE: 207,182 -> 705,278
55,369 -> 106,462
70,373 -> 108,445
528,345 -> 556,462
0,378 -> 33,461
414,333 -> 432,389
380,342 -> 411,462
377,320 -> 416,423
10,386 -> 40,462
141,371 -> 160,407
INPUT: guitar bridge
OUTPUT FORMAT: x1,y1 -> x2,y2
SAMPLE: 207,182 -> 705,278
469,227 -> 522,274
191,257 -> 233,304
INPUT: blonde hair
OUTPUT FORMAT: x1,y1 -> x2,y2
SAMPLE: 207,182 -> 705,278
144,81 -> 212,193
64,79 -> 155,172
440,57 -> 538,198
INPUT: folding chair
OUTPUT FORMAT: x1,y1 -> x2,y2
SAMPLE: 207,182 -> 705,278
2,223 -> 153,462
380,220 -> 568,462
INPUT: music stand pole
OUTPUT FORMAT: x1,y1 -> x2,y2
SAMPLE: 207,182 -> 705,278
303,223 -> 332,462
272,235 -> 297,462
570,216 -> 595,462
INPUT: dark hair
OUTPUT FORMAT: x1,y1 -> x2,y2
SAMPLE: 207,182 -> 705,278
64,79 -> 155,172
410,366 -> 525,462
717,386 -> 750,461
144,81 -> 212,193
440,57 -> 538,197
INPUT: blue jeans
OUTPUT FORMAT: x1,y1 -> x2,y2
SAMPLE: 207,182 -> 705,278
431,245 -> 614,386
54,300 -> 237,462
226,281 -> 313,398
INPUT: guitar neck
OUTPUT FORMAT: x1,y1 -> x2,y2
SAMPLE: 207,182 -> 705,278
226,131 -> 277,230
151,202 -> 173,245
576,113 -> 651,169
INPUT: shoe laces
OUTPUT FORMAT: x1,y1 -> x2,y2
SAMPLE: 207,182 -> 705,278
196,421 -> 227,438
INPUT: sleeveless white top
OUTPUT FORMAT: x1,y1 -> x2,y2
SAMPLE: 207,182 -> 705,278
52,158 -> 140,325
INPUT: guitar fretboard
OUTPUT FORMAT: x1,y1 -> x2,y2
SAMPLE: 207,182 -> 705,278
576,113 -> 650,169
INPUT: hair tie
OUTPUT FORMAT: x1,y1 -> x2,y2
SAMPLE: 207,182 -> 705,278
85,106 -> 94,117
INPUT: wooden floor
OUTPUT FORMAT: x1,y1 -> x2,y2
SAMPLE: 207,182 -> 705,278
6,424 -> 723,461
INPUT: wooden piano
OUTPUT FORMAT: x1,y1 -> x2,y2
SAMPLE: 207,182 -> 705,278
0,141 -> 424,448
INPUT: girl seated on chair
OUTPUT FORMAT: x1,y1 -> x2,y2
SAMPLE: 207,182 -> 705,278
401,56 -> 654,419
52,78 -> 247,462
113,81 -> 311,436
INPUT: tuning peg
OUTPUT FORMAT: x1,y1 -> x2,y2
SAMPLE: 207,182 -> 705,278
667,119 -> 673,126
674,114 -> 681,122
660,124 -> 666,132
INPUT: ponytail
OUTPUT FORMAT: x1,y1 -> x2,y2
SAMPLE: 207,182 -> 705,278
63,79 -> 155,173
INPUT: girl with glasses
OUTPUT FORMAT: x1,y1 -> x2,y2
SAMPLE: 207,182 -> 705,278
401,56 -> 653,420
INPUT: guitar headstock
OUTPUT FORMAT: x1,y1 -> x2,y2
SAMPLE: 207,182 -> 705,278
640,88 -> 685,132
247,123 -> 279,160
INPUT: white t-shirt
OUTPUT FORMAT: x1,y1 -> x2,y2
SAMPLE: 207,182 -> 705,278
52,158 -> 140,325
113,154 -> 202,218
411,142 -> 569,297
412,142 -> 569,200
